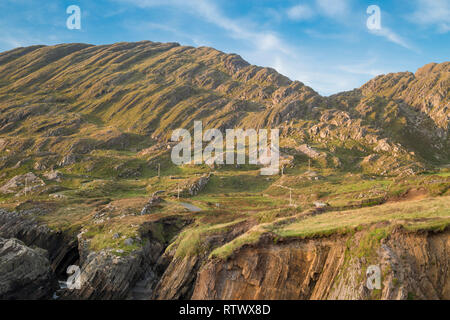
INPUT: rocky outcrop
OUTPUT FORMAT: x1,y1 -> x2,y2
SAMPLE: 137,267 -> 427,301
43,170 -> 63,182
58,153 -> 78,167
191,229 -> 449,300
61,216 -> 191,300
171,174 -> 211,198
151,219 -> 256,300
0,42 -> 444,174
295,144 -> 324,159
0,238 -> 57,299
187,174 -> 210,196
0,204 -> 448,301
60,241 -> 159,300
56,220 -> 449,301
0,209 -> 79,276
0,172 -> 45,195
140,196 -> 164,215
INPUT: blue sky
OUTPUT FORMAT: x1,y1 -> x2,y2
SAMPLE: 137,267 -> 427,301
0,0 -> 449,95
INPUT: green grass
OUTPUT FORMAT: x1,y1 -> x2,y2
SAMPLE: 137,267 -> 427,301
209,230 -> 263,260
273,196 -> 450,239
170,219 -> 246,258
201,172 -> 276,194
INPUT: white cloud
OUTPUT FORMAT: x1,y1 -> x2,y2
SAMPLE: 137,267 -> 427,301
438,23 -> 450,33
118,0 -> 293,54
337,59 -> 386,77
129,21 -> 209,47
315,0 -> 350,18
369,27 -> 413,50
0,36 -> 24,49
115,0 -> 382,96
286,4 -> 314,21
410,0 -> 450,33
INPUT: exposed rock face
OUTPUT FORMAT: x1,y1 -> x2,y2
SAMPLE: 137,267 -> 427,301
43,170 -> 62,182
0,238 -> 57,299
60,216 -> 191,300
191,230 -> 449,300
1,204 -> 447,300
152,253 -> 201,300
188,174 -> 210,196
140,196 -> 164,215
58,153 -> 78,167
151,220 -> 256,300
169,174 -> 211,198
0,209 -> 79,276
61,244 -> 152,299
0,42 -> 446,176
0,172 -> 45,195
295,144 -> 324,159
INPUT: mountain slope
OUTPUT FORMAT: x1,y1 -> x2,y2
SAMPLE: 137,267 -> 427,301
329,62 -> 449,163
0,41 -> 448,301
0,41 -> 448,179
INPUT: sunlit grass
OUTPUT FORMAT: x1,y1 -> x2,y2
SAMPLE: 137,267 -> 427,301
274,196 -> 450,238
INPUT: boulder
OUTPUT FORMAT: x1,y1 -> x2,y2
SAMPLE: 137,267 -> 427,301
58,153 -> 78,167
0,238 -> 57,299
124,238 -> 134,246
313,201 -> 329,209
295,144 -> 324,159
140,196 -> 164,215
187,174 -> 211,196
43,170 -> 63,182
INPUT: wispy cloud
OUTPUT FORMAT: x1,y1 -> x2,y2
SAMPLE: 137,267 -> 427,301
369,27 -> 413,50
127,21 -> 209,47
118,0 -> 293,54
315,0 -> 350,19
113,0 -> 422,95
0,36 -> 25,49
117,0 -> 353,95
337,59 -> 387,77
286,4 -> 315,21
410,0 -> 450,33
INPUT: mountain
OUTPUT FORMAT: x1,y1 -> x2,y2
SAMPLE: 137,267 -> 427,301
0,41 -> 448,300
0,42 -> 448,180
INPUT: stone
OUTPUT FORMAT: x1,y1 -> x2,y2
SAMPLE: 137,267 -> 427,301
0,238 -> 57,299
140,196 -> 164,215
296,144 -> 323,159
58,153 -> 78,167
187,174 -> 211,196
313,201 -> 329,209
43,170 -> 63,182
0,172 -> 45,194
124,238 -> 134,246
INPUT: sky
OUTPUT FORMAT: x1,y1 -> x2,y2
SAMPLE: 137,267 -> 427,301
0,0 -> 449,96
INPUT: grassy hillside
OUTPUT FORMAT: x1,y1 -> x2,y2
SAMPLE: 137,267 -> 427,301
0,41 -> 448,258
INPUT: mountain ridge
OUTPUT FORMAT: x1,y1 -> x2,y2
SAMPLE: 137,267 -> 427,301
0,41 -> 448,177
0,41 -> 449,301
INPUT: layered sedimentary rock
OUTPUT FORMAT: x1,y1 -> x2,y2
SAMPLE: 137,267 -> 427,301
0,238 -> 57,299
191,230 -> 449,300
